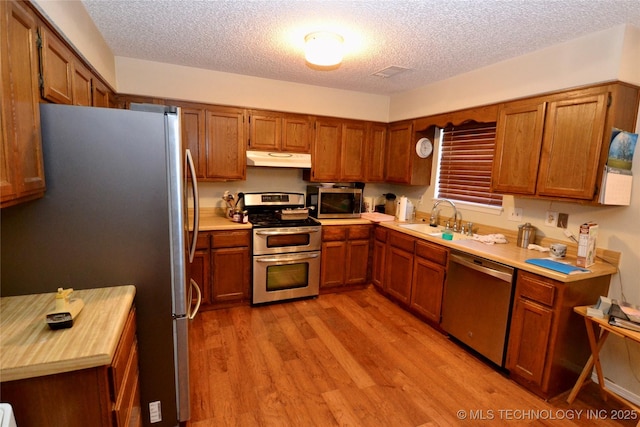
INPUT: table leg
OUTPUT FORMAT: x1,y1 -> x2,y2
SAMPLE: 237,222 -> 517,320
584,316 -> 610,401
567,316 -> 609,404
567,353 -> 594,404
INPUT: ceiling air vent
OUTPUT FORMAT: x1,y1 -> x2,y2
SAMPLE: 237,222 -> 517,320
372,66 -> 411,78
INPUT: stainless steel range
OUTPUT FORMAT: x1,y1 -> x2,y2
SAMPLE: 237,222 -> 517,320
244,192 -> 322,304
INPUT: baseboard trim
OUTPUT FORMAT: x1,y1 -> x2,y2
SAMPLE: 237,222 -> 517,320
591,372 -> 640,406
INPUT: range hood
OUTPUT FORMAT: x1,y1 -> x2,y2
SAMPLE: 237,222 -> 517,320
246,150 -> 312,168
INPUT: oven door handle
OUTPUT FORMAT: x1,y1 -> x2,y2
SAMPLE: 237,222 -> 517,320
255,228 -> 320,236
256,252 -> 321,263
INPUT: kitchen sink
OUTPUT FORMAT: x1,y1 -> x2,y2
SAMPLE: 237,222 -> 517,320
398,223 -> 471,241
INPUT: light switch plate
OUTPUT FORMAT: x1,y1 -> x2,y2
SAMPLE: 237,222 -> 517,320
545,211 -> 558,227
508,207 -> 523,222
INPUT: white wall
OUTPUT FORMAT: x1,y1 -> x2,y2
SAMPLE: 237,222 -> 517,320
389,25 -> 632,122
116,57 -> 390,122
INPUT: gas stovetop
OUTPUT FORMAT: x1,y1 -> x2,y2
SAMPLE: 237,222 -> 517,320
243,192 -> 320,229
248,213 -> 320,229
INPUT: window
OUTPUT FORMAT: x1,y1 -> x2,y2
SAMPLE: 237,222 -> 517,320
436,122 -> 502,207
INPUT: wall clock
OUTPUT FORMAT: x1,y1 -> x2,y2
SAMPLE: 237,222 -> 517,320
415,137 -> 433,158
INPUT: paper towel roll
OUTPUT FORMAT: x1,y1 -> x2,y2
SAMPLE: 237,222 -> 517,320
397,196 -> 407,222
364,197 -> 375,213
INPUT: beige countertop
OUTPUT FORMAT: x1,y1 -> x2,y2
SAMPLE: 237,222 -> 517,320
196,208 -> 372,230
197,208 -> 252,231
0,285 -> 136,382
379,221 -> 618,283
194,209 -> 617,283
196,210 -> 372,229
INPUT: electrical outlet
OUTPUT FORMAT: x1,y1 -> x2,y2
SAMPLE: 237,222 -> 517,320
545,211 -> 558,227
507,207 -> 523,222
557,213 -> 569,228
149,401 -> 162,423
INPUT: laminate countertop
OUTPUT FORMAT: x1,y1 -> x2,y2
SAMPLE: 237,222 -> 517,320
196,208 -> 252,231
194,209 -> 618,283
0,285 -> 136,382
195,208 -> 371,230
378,222 -> 618,283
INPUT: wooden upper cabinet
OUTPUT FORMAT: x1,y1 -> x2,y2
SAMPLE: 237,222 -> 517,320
248,110 -> 312,153
180,107 -> 207,180
249,110 -> 281,151
40,26 -> 74,104
72,60 -> 93,107
491,100 -> 546,195
366,123 -> 387,182
386,120 -> 431,185
92,78 -> 110,108
1,0 -> 45,207
40,24 -> 116,108
311,118 -> 343,181
340,120 -> 366,181
492,83 -> 639,202
536,93 -> 607,199
176,102 -> 247,181
282,114 -> 312,152
308,118 -> 371,182
386,121 -> 412,183
205,106 -> 246,181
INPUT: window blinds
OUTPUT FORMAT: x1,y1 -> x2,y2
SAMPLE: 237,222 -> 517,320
438,123 -> 503,207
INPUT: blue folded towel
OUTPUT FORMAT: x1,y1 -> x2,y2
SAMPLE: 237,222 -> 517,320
525,258 -> 590,274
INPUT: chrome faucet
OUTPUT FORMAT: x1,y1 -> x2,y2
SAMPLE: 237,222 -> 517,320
429,199 -> 460,231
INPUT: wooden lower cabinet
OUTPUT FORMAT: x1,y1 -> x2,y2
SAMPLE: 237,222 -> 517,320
506,270 -> 610,398
508,297 -> 553,387
410,240 -> 448,323
320,224 -> 372,292
383,230 -> 415,304
1,307 -> 141,427
193,230 -> 251,309
381,230 -> 448,323
371,227 -> 387,289
191,233 -> 212,305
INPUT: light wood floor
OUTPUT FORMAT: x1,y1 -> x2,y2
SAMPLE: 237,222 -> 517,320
187,287 -> 637,426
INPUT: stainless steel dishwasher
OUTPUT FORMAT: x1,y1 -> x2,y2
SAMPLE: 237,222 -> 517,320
441,250 -> 515,367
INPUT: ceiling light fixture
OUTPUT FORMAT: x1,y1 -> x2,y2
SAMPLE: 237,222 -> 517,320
304,31 -> 344,67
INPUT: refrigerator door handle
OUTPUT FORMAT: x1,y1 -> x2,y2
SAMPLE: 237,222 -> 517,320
185,149 -> 199,263
188,279 -> 202,320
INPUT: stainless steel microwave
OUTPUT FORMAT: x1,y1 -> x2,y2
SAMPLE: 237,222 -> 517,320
306,185 -> 362,218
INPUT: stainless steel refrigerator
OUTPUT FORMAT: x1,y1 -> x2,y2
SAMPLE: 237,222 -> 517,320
1,103 -> 201,426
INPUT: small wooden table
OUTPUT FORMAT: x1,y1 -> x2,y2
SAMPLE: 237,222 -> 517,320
567,306 -> 640,426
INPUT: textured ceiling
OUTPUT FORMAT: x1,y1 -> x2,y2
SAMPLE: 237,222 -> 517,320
81,0 -> 640,96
